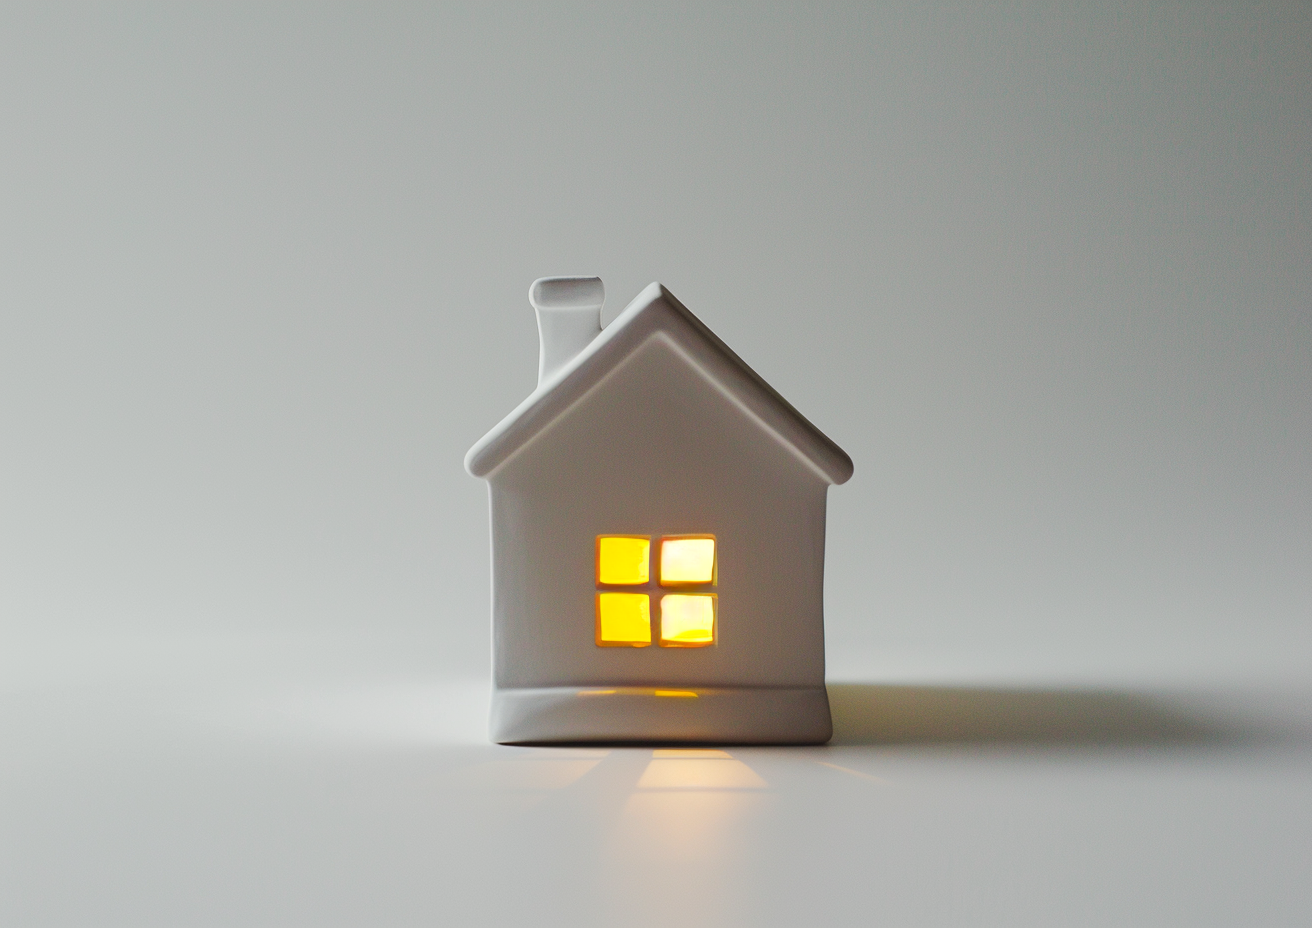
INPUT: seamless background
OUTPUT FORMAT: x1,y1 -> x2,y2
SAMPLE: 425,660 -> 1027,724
2,5 -> 1310,927
5,0 -> 1306,682
3,1 -> 1307,683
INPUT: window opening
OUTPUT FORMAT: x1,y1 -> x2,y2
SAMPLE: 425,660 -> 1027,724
594,535 -> 717,648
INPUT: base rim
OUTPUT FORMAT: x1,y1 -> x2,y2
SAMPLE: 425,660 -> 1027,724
490,684 -> 832,745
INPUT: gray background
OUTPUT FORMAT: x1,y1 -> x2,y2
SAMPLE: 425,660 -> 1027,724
2,3 -> 1309,926
3,1 -> 1308,678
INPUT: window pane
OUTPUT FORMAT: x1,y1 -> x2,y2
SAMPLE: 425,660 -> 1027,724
596,593 -> 651,646
659,537 -> 716,585
660,594 -> 716,647
596,536 -> 650,585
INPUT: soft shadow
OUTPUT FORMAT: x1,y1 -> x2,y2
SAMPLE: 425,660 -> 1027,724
828,683 -> 1260,747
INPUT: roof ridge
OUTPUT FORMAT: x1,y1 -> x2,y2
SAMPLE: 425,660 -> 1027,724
464,283 -> 853,485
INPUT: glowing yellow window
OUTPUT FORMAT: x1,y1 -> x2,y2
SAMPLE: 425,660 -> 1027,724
596,592 -> 652,647
660,594 -> 716,647
596,535 -> 650,585
659,536 -> 716,585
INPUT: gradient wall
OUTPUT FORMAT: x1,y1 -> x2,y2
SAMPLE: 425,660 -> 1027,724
2,2 -> 1308,684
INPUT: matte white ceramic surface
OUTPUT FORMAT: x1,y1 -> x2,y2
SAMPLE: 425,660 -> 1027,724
467,280 -> 853,744
530,276 -> 605,386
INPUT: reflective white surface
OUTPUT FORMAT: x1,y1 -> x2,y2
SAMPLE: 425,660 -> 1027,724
4,636 -> 1309,927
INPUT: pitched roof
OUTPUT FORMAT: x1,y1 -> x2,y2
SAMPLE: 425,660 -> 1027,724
464,283 -> 854,485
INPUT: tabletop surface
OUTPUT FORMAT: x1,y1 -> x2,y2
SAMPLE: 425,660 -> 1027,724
4,634 -> 1309,928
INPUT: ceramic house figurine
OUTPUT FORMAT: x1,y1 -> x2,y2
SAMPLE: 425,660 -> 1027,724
465,278 -> 853,744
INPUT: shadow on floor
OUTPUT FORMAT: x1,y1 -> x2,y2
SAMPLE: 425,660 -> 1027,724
827,683 -> 1258,747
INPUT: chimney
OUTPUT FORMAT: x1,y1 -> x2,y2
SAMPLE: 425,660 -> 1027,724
529,276 -> 604,387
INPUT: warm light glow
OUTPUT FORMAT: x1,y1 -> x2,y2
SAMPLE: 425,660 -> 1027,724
572,687 -> 708,697
654,749 -> 731,758
660,594 -> 716,647
659,536 -> 716,585
637,757 -> 768,790
597,535 -> 650,585
596,592 -> 651,646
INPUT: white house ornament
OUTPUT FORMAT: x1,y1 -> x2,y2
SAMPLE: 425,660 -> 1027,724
465,277 -> 853,744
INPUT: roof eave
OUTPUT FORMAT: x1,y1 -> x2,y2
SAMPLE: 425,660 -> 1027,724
465,283 -> 854,485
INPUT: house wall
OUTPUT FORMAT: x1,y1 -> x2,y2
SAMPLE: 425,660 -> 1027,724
487,333 -> 830,690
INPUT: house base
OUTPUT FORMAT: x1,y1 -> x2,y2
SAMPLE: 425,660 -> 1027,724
490,685 -> 832,745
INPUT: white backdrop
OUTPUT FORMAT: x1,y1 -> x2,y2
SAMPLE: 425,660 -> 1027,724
2,5 -> 1309,925
3,2 -> 1307,683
